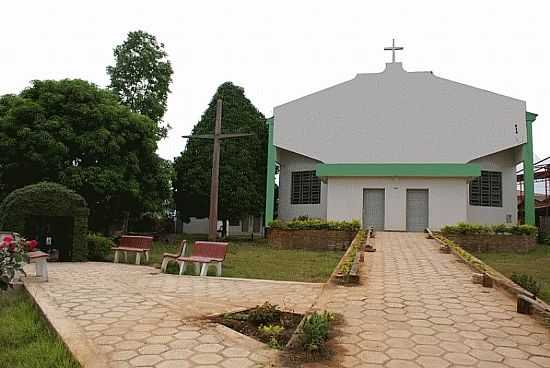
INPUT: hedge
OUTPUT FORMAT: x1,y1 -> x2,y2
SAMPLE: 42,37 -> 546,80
0,182 -> 89,261
268,219 -> 360,231
441,222 -> 537,236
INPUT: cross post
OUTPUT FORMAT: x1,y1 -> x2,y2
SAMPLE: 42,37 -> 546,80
183,98 -> 253,240
384,38 -> 404,63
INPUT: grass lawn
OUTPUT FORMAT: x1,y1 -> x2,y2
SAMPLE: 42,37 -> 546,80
0,289 -> 80,368
143,236 -> 345,283
474,244 -> 550,303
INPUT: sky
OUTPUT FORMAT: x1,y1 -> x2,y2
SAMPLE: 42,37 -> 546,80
1,0 -> 549,164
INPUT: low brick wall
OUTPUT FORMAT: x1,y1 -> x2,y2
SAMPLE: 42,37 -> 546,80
266,229 -> 357,250
442,233 -> 537,253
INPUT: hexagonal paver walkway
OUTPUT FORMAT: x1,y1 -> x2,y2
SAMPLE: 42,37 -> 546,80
24,262 -> 323,367
315,232 -> 550,368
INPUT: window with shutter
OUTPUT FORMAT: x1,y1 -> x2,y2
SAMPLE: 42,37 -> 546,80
469,171 -> 502,207
291,171 -> 321,204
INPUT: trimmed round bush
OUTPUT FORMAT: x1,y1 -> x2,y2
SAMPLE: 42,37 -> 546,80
87,233 -> 114,261
0,182 -> 89,261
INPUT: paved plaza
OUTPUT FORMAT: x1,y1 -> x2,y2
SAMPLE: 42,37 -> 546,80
25,232 -> 550,367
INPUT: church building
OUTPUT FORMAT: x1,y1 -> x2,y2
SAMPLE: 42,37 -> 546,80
264,41 -> 537,231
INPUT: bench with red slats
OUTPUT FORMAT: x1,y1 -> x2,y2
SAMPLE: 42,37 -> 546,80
176,241 -> 228,276
112,235 -> 153,265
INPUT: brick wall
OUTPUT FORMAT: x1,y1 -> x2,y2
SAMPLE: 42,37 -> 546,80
266,229 -> 356,250
443,233 -> 537,253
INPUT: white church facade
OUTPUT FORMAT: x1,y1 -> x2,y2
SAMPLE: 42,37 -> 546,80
264,44 -> 537,231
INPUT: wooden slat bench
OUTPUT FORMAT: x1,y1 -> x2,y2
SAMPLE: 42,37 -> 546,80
160,240 -> 187,273
176,241 -> 228,277
27,251 -> 49,281
112,235 -> 153,265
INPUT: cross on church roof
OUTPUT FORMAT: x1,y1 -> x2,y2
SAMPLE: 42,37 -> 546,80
384,38 -> 404,63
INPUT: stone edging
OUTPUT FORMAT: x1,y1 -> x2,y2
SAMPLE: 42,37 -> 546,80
432,234 -> 550,324
23,279 -> 109,368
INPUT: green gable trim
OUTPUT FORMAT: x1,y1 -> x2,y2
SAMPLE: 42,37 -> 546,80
523,111 -> 537,225
526,111 -> 538,123
316,163 -> 481,177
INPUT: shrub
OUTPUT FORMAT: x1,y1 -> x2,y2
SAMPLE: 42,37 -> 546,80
269,219 -> 360,232
248,302 -> 281,325
441,223 -> 537,236
301,311 -> 334,352
509,224 -> 538,236
511,273 -> 541,298
87,233 -> 114,261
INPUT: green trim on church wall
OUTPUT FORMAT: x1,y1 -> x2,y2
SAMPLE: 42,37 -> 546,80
523,111 -> 537,225
264,117 -> 276,226
316,163 -> 481,177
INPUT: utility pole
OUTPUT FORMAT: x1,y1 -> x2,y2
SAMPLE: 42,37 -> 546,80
183,98 -> 252,241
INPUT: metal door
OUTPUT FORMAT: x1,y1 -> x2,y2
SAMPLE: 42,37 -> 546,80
363,189 -> 385,230
406,189 -> 429,232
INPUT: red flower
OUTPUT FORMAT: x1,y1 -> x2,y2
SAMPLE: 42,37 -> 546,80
2,235 -> 13,245
27,240 -> 38,251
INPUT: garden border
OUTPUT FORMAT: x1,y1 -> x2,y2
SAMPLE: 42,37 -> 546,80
23,279 -> 108,368
429,230 -> 550,324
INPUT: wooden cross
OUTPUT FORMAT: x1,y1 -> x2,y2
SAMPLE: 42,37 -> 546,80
183,98 -> 253,240
384,38 -> 404,63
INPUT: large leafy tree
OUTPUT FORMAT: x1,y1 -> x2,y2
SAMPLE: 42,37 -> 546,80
173,82 -> 267,225
0,79 -> 172,232
107,30 -> 173,134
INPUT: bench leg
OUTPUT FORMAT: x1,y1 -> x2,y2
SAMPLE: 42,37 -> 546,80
35,262 -> 42,277
135,253 -> 141,265
145,251 -> 149,262
161,257 -> 169,272
123,251 -> 127,263
114,250 -> 119,263
178,261 -> 187,275
200,263 -> 209,277
194,262 -> 201,275
216,262 -> 222,277
41,261 -> 48,282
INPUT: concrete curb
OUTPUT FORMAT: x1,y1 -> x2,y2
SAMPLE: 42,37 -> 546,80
23,278 -> 109,368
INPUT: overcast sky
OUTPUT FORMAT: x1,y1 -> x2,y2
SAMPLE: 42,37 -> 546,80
2,1 -> 548,163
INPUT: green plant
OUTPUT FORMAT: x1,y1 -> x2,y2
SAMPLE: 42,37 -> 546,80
87,234 -> 114,261
509,224 -> 538,236
511,273 -> 542,298
301,311 -> 335,352
0,235 -> 26,290
0,182 -> 90,261
268,219 -> 361,232
258,324 -> 284,337
441,223 -> 537,236
248,302 -> 281,325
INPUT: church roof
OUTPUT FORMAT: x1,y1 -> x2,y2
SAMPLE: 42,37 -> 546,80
273,63 -> 527,164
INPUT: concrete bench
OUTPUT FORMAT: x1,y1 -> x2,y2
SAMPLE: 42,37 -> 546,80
27,251 -> 49,281
160,240 -> 187,273
112,236 -> 153,265
177,241 -> 228,276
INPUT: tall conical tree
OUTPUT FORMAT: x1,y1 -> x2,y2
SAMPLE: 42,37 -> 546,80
173,82 -> 267,225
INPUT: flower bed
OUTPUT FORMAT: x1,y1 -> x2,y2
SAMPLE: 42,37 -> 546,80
1,234 -> 38,290
267,219 -> 359,250
441,223 -> 537,253
332,229 -> 368,284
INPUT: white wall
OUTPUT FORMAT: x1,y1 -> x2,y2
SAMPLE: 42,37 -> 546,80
326,177 -> 468,231
278,148 -> 327,220
274,62 -> 526,164
467,148 -> 519,225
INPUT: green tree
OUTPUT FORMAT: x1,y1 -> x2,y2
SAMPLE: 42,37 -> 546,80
0,79 -> 172,233
107,30 -> 173,134
173,82 -> 267,226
